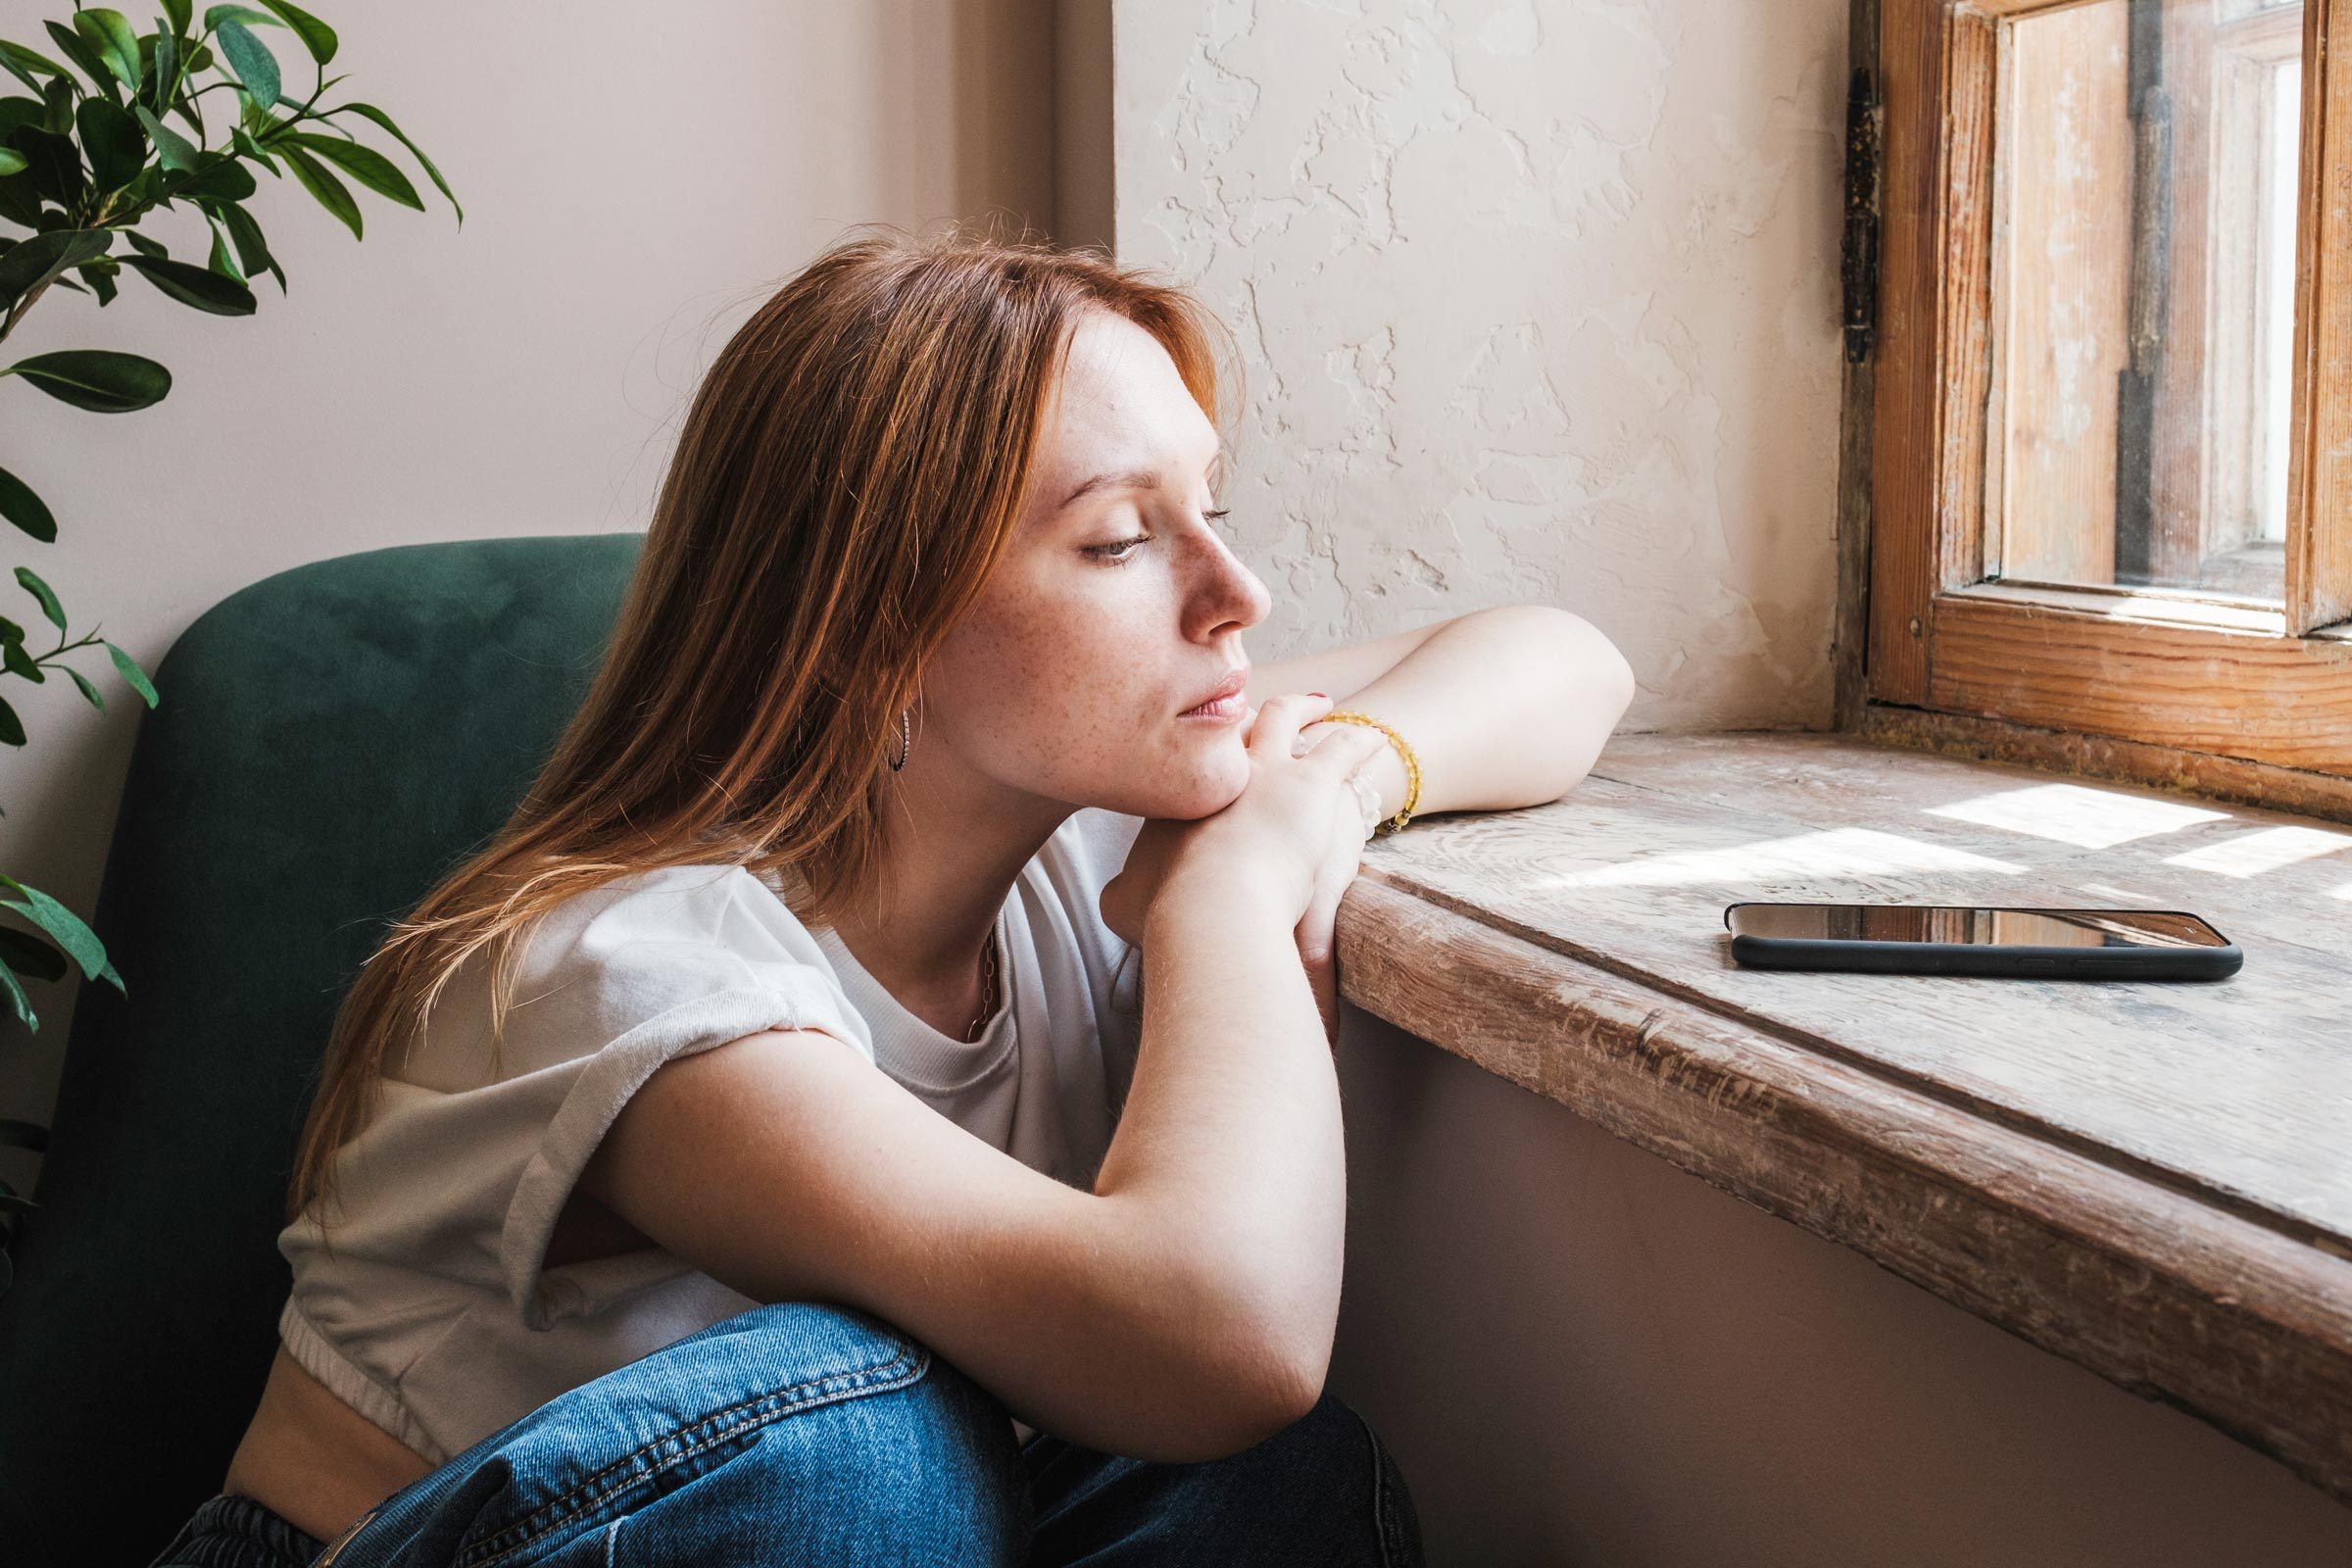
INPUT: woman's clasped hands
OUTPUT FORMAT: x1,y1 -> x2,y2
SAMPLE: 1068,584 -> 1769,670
1101,692 -> 1393,1048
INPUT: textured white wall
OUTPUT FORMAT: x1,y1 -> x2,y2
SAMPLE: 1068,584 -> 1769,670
1111,0 -> 1847,729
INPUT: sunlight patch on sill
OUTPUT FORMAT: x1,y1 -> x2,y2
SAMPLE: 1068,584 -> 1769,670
2161,825 -> 2352,878
1923,782 -> 2231,848
1533,828 -> 2025,888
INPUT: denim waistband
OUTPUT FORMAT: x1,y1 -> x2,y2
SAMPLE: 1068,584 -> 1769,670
154,1493 -> 329,1568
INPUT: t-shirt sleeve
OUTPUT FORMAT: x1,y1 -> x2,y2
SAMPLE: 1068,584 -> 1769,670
490,865 -> 872,1331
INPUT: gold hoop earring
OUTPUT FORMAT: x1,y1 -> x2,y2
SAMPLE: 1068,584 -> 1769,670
886,702 -> 914,771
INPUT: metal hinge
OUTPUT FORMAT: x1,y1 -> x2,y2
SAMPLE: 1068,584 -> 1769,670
1841,66 -> 1883,366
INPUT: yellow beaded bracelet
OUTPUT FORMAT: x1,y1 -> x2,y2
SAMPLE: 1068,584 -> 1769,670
1319,710 -> 1422,834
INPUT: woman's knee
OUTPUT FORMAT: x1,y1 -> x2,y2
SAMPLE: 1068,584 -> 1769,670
1241,1391 -> 1429,1567
344,1300 -> 1031,1566
605,1301 -> 1030,1562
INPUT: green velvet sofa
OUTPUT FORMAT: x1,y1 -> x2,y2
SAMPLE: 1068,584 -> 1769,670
0,531 -> 646,1566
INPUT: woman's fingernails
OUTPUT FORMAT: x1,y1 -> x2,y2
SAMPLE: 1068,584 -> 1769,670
1308,690 -> 1328,698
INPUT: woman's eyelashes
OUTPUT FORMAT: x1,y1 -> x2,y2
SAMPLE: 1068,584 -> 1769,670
1083,509 -> 1231,566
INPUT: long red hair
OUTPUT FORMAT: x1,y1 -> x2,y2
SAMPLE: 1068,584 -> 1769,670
285,220 -> 1234,1234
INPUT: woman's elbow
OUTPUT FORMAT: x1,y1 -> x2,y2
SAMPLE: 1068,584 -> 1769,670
1562,611 -> 1638,727
1601,638 -> 1637,720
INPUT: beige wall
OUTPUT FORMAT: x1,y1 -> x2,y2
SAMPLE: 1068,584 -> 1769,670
1112,0 -> 1846,731
1332,1008 -> 2352,1564
0,0 -> 1080,1144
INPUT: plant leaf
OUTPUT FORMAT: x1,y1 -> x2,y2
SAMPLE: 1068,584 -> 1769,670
44,19 -> 120,100
0,615 -> 21,644
209,198 -> 275,279
0,1118 -> 50,1152
283,129 -> 418,210
205,211 -> 241,280
74,95 -> 146,191
212,19 -> 275,111
0,228 -> 113,313
78,260 -> 120,308
0,961 -> 32,1031
11,123 -> 84,208
252,0 -> 332,63
0,640 -> 38,682
36,72 -> 73,132
2,349 -> 172,413
0,926 -> 64,984
163,0 -> 194,36
0,40 -> 74,88
131,102 -> 198,171
179,153 -> 255,201
64,662 -> 102,710
0,149 -> 24,177
12,566 -> 63,631
72,10 -> 144,93
105,640 -> 158,707
122,229 -> 170,260
0,693 -> 21,747
229,123 -> 274,171
0,466 -> 55,544
0,879 -> 107,983
121,253 -> 254,315
151,24 -> 176,115
335,101 -> 458,223
202,5 -> 281,34
275,140 -> 358,238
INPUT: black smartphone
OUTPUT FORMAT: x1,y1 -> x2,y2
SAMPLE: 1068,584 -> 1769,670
1723,903 -> 2242,980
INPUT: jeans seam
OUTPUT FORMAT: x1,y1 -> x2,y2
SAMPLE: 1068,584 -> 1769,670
454,1337 -> 930,1568
1351,1403 -> 1406,1568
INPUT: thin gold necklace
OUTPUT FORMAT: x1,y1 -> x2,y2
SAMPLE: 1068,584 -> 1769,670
964,926 -> 1000,1042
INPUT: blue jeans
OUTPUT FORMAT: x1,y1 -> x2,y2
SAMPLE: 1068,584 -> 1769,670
148,1299 -> 1425,1566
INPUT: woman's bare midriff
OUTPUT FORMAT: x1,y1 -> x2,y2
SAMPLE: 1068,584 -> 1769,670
221,1190 -> 657,1544
220,1345 -> 436,1544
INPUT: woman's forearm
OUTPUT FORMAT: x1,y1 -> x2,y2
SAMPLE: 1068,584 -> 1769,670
1090,860 -> 1347,1405
1303,605 -> 1636,825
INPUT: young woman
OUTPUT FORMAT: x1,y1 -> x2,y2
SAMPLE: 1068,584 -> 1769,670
155,225 -> 1635,1566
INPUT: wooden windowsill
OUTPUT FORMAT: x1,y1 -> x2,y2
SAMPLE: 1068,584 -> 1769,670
1335,730 -> 2352,1506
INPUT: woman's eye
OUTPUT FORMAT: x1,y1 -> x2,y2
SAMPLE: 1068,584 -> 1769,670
1082,510 -> 1231,564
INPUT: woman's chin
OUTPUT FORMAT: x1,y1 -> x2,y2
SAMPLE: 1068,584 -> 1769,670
1147,760 -> 1250,820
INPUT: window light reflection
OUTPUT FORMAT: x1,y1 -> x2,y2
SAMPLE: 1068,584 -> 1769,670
2162,825 -> 2352,878
1538,828 -> 2024,889
1923,783 -> 2230,849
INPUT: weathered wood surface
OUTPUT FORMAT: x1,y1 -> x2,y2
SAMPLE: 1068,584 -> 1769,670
1337,730 -> 2352,1504
1859,700 -> 2352,825
2290,0 -> 2352,633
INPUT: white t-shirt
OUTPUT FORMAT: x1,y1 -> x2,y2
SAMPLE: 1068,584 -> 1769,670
274,807 -> 1149,1464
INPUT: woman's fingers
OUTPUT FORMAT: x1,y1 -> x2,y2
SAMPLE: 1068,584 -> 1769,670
1247,692 -> 1337,758
1295,787 -> 1365,1050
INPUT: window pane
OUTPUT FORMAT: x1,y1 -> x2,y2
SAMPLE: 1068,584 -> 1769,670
1989,0 -> 2304,603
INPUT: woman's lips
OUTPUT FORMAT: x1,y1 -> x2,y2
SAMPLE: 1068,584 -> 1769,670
1179,692 -> 1246,722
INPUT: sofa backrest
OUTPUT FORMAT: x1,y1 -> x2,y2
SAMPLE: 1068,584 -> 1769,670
0,531 -> 643,1565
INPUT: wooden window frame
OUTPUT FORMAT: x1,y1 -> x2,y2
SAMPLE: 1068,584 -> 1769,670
1845,0 -> 2352,812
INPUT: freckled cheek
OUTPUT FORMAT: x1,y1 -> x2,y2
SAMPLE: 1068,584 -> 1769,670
940,591 -> 1151,745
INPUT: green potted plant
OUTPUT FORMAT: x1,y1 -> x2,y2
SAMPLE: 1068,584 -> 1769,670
0,0 -> 458,1293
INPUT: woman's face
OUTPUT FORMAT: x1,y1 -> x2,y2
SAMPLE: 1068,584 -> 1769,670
923,308 -> 1273,821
